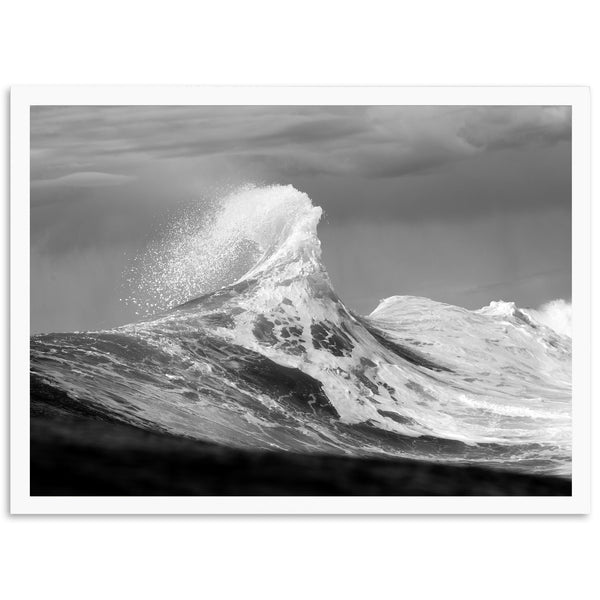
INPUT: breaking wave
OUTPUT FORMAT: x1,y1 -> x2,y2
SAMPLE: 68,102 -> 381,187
528,299 -> 572,338
30,185 -> 572,476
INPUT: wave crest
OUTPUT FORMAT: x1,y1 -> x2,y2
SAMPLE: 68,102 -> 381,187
124,184 -> 323,316
527,299 -> 572,338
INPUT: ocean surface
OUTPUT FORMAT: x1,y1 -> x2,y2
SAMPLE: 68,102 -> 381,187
30,185 -> 572,480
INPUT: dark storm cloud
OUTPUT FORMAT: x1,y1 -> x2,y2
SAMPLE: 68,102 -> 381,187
31,106 -> 367,172
457,106 -> 571,150
253,116 -> 368,145
31,105 -> 571,183
32,171 -> 135,190
341,106 -> 571,179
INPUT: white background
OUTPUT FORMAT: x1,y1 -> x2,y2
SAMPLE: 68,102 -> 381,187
1,1 -> 597,599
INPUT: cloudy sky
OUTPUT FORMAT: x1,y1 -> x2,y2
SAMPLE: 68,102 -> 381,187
30,105 -> 571,333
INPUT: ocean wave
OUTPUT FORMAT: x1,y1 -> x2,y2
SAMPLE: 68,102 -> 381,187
30,185 -> 572,476
527,299 -> 572,338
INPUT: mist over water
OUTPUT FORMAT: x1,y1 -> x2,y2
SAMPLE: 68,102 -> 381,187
528,299 -> 572,338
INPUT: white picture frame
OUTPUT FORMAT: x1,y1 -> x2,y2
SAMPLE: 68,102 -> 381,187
10,86 -> 591,514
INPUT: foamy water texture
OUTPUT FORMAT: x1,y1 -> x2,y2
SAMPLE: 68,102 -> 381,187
123,185 -> 321,315
529,299 -> 572,338
31,185 -> 572,476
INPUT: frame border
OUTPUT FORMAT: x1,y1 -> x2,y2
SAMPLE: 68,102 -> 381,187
10,86 -> 591,514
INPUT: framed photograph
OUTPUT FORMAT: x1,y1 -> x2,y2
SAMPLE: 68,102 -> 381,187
10,86 -> 591,514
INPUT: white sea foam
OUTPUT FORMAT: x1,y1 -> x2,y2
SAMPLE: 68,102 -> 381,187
527,299 -> 572,338
123,185 -> 323,315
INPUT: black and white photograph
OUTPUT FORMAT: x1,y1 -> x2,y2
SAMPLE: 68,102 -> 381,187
4,3 -> 599,599
20,95 -> 584,503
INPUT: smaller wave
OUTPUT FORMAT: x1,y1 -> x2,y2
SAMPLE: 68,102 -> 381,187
527,299 -> 572,338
